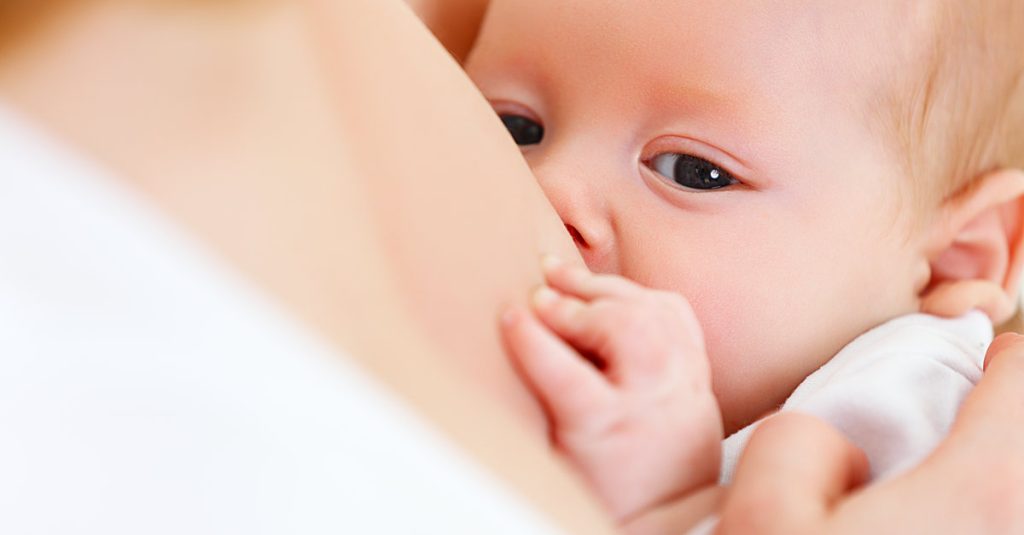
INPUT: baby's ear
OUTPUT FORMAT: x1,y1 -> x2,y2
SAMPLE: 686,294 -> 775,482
922,168 -> 1024,323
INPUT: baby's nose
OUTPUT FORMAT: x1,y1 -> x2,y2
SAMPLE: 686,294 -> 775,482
561,216 -> 618,273
565,223 -> 587,248
528,147 -> 618,272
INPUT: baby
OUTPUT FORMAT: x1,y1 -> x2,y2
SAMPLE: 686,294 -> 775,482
471,0 -> 1024,531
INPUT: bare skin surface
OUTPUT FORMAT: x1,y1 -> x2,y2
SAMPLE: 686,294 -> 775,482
3,2 -> 1024,534
405,0 -> 489,62
0,0 -> 612,532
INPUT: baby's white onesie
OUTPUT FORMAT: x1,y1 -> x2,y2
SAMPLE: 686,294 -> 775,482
720,311 -> 992,484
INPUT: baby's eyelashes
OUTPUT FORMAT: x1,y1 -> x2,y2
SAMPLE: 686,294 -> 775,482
645,152 -> 738,191
500,114 -> 544,146
491,101 -> 743,194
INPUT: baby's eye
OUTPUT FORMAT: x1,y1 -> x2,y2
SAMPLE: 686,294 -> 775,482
500,114 -> 544,146
646,153 -> 737,191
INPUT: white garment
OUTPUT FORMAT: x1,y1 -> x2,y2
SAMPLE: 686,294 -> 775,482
0,106 -> 564,535
720,311 -> 992,484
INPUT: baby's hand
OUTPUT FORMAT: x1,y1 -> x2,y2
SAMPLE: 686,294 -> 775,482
500,257 -> 723,522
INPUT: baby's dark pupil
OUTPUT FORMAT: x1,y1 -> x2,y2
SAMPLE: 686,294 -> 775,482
673,155 -> 731,190
500,114 -> 544,146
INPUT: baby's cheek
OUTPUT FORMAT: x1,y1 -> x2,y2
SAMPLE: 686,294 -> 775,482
694,283 -> 837,434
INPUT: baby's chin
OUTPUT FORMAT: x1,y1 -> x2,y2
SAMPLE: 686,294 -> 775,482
709,348 -> 829,436
716,389 -> 788,437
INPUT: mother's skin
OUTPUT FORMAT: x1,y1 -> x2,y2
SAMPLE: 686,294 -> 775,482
0,0 -> 611,532
2,1 -> 1023,533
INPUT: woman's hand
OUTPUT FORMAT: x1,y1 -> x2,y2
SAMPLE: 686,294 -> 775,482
717,333 -> 1024,534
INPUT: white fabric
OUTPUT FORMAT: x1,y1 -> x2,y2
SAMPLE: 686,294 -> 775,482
720,311 -> 992,484
0,106 -> 564,535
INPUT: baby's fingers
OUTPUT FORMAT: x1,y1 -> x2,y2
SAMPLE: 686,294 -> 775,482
500,306 -> 614,424
531,286 -> 604,354
542,255 -> 638,301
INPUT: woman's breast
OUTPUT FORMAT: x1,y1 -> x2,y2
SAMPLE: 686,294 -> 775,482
317,0 -> 582,424
0,1 -> 603,531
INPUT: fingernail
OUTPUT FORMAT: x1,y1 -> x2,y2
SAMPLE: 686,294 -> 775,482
983,332 -> 1024,369
541,254 -> 563,273
532,286 -> 559,308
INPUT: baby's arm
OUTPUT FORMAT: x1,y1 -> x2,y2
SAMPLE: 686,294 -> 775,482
500,257 -> 723,525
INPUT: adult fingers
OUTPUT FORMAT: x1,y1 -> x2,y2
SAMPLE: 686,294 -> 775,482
929,331 -> 1024,530
984,332 -> 1024,370
853,336 -> 1024,535
953,333 -> 1024,444
499,305 -> 615,423
718,414 -> 869,535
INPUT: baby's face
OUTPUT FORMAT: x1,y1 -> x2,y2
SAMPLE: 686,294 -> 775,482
467,0 -> 932,433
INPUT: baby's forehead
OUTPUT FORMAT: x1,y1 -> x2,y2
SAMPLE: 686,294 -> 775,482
485,1 -> 916,92
479,0 -> 919,134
